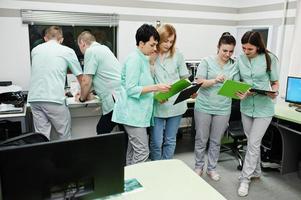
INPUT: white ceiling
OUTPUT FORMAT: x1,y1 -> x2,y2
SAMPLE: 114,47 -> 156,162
138,0 -> 291,8
5,0 -> 294,8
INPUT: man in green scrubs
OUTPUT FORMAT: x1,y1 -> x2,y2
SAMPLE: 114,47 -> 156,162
77,31 -> 122,134
112,24 -> 170,165
28,26 -> 82,140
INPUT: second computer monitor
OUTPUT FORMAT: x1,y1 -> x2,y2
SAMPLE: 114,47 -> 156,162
285,76 -> 301,105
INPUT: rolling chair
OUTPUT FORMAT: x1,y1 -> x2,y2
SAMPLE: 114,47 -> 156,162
221,99 -> 246,170
0,132 -> 49,148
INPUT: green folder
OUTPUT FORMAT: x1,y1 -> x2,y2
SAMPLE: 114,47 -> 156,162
154,79 -> 191,101
218,80 -> 251,99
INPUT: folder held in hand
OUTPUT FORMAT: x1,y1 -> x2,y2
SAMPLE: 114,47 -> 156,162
173,83 -> 202,105
218,80 -> 251,99
249,88 -> 276,95
154,79 -> 191,101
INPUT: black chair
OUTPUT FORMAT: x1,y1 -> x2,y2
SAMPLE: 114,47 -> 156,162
0,132 -> 49,148
221,99 -> 246,170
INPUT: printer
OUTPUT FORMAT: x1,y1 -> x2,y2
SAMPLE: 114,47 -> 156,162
0,85 -> 25,113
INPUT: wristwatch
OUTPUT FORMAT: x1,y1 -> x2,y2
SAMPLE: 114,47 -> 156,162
79,97 -> 85,103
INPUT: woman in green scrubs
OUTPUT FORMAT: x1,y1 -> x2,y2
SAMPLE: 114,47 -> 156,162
194,32 -> 238,181
236,31 -> 279,197
150,24 -> 189,161
112,24 -> 170,165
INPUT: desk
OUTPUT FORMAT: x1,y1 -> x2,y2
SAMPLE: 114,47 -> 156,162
66,97 -> 101,139
274,99 -> 301,124
0,105 -> 28,134
25,98 -> 102,139
272,99 -> 301,174
103,159 -> 226,200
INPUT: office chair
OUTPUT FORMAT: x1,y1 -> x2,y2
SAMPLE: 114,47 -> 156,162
260,124 -> 282,170
221,99 -> 246,170
0,132 -> 49,148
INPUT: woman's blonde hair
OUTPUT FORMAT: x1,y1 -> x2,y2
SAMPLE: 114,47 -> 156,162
157,24 -> 177,57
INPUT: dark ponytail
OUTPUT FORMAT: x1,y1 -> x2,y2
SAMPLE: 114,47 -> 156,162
217,32 -> 236,63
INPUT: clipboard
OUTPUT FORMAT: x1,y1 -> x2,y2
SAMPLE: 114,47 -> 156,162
218,80 -> 251,99
173,83 -> 201,105
154,79 -> 191,101
249,88 -> 276,95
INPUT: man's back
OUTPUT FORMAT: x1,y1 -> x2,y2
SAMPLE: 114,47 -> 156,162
28,40 -> 82,104
84,42 -> 121,114
85,42 -> 121,93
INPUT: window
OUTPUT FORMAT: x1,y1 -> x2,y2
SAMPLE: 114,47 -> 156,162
252,28 -> 269,47
23,10 -> 118,66
29,25 -> 117,65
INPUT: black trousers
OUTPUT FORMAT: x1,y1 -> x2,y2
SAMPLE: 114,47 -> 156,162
96,110 -> 125,134
97,111 -> 128,158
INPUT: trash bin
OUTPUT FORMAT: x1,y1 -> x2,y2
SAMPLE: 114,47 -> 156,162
0,120 -> 22,141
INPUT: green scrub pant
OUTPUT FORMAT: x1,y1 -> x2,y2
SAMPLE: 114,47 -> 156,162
239,113 -> 272,182
30,102 -> 71,140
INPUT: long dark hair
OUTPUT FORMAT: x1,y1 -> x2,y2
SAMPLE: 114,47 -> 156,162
241,31 -> 271,72
217,32 -> 236,63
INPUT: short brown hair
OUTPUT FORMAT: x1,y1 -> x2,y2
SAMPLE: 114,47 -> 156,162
45,26 -> 63,41
77,31 -> 96,45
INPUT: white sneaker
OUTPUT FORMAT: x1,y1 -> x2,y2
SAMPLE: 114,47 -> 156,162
207,170 -> 220,181
238,182 -> 249,197
195,168 -> 203,176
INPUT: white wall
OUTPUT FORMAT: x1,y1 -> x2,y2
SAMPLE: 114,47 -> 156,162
118,20 -> 237,62
0,0 -> 239,90
0,17 -> 31,90
0,0 -> 298,93
278,25 -> 295,97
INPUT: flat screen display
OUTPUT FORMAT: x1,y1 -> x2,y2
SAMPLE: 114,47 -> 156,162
285,76 -> 301,104
0,132 -> 126,200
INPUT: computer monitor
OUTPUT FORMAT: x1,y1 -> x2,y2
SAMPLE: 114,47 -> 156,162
285,76 -> 301,104
0,132 -> 126,200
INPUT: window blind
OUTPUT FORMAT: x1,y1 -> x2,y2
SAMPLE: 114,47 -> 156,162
21,10 -> 119,27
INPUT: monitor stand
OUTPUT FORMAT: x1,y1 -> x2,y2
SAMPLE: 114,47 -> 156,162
295,108 -> 301,112
50,179 -> 94,200
288,103 -> 301,111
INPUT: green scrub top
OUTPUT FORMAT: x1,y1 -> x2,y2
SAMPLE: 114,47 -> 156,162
28,40 -> 82,105
83,42 -> 121,115
153,50 -> 189,118
112,48 -> 155,127
194,56 -> 239,115
237,53 -> 279,117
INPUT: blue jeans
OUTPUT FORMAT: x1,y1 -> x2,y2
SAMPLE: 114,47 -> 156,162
150,115 -> 182,160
